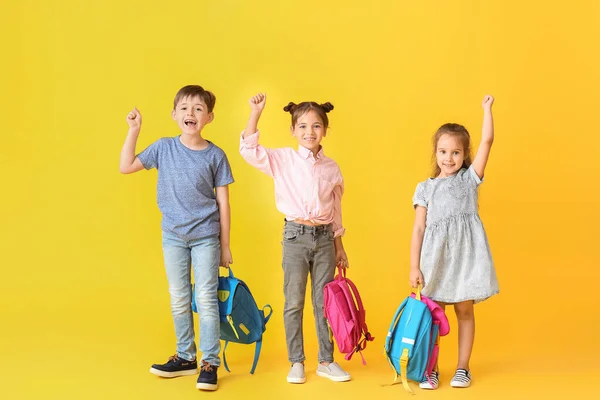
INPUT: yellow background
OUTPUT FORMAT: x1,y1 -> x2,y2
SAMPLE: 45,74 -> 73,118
1,1 -> 599,398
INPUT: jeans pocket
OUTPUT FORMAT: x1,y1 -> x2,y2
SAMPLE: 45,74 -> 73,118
283,229 -> 299,242
327,230 -> 334,241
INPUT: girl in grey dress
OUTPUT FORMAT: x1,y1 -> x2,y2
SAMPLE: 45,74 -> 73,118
409,95 -> 499,390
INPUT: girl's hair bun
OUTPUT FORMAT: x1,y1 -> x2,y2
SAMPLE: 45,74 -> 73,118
320,102 -> 334,112
283,102 -> 296,113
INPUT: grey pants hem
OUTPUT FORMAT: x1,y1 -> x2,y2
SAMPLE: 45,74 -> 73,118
318,357 -> 335,363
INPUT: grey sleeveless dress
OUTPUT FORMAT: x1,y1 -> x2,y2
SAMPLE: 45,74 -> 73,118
412,166 -> 499,303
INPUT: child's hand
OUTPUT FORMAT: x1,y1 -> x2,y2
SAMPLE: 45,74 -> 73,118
126,107 -> 142,131
249,93 -> 266,113
336,248 -> 349,269
409,268 -> 424,288
220,247 -> 233,269
482,94 -> 494,110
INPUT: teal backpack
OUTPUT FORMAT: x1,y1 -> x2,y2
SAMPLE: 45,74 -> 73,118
192,268 -> 272,374
384,285 -> 449,393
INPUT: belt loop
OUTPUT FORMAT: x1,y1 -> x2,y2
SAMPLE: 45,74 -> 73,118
300,224 -> 304,235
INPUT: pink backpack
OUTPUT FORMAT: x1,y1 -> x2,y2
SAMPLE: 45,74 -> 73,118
323,266 -> 374,364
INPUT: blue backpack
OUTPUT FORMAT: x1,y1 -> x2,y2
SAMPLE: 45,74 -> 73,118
384,286 -> 448,393
192,268 -> 272,374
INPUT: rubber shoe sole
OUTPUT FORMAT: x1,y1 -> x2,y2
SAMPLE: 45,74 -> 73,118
196,382 -> 218,391
149,367 -> 198,378
316,370 -> 351,382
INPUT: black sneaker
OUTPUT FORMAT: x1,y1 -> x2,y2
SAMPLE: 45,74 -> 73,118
196,360 -> 218,391
149,354 -> 198,378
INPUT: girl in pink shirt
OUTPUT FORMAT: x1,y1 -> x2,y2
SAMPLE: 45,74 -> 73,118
240,93 -> 351,384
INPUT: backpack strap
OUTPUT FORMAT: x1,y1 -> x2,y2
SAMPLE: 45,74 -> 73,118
341,269 -> 375,351
263,305 -> 273,324
400,348 -> 413,393
399,294 -> 422,394
425,323 -> 440,385
384,296 -> 409,383
191,284 -> 197,313
222,340 -> 231,373
341,272 -> 368,332
385,296 -> 420,392
247,305 -> 272,374
384,297 -> 408,354
249,338 -> 262,374
334,267 -> 368,362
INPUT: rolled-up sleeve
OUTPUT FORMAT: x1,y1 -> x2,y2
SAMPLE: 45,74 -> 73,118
239,130 -> 276,177
331,176 -> 345,237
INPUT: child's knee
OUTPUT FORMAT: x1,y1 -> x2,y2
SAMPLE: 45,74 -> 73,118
194,289 -> 217,306
169,285 -> 192,315
454,301 -> 474,320
284,298 -> 305,313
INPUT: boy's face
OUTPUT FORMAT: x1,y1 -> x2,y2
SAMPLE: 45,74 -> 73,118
291,110 -> 326,153
172,95 -> 213,135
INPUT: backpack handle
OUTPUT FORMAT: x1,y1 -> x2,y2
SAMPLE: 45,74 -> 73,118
411,284 -> 423,300
335,265 -> 347,279
220,266 -> 235,279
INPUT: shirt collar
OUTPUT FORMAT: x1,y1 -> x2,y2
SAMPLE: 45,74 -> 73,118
298,145 -> 324,160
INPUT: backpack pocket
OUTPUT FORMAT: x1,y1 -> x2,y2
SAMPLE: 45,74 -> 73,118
324,283 -> 359,353
223,288 -> 264,344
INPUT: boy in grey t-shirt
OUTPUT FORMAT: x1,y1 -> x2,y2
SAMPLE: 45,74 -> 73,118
119,85 -> 234,391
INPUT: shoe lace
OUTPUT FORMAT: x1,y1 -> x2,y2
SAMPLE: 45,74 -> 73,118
168,354 -> 179,364
201,360 -> 214,373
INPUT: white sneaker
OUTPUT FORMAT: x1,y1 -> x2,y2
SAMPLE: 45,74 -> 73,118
450,369 -> 471,388
287,363 -> 306,384
316,362 -> 351,382
419,371 -> 439,390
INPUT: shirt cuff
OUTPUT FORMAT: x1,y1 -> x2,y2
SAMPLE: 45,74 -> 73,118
333,227 -> 345,238
240,130 -> 260,148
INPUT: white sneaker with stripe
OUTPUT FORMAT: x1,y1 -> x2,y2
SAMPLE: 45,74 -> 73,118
450,368 -> 471,388
419,371 -> 439,390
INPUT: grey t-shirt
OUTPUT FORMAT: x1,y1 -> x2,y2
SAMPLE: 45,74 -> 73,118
138,136 -> 234,241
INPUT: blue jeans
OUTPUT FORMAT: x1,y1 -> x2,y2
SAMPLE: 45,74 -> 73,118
161,231 -> 221,365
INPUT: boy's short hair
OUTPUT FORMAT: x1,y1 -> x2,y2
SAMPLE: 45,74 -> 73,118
173,85 -> 216,112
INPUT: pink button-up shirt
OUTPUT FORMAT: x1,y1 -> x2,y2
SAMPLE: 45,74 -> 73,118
240,131 -> 345,237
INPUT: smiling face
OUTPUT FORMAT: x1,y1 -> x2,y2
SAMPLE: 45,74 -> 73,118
172,95 -> 213,135
291,110 -> 326,153
435,134 -> 466,177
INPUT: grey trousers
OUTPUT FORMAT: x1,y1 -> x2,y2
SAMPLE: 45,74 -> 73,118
281,221 -> 336,363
